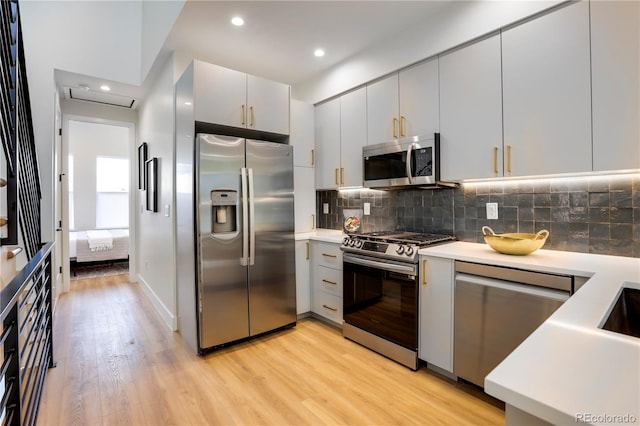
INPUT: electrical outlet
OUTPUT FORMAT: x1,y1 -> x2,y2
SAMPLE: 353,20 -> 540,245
364,203 -> 371,215
164,204 -> 170,217
486,202 -> 499,220
323,203 -> 329,214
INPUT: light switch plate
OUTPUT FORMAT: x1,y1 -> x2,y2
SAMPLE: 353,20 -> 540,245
486,202 -> 498,220
364,203 -> 371,215
323,203 -> 329,214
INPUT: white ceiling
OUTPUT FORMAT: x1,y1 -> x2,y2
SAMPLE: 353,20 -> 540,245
164,1 -> 455,86
56,1 -> 456,107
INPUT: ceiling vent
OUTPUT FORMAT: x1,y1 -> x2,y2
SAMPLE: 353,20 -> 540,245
65,86 -> 137,109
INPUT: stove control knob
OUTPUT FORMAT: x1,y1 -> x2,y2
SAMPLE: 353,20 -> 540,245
342,237 -> 350,246
395,245 -> 405,255
405,246 -> 414,256
354,240 -> 363,248
348,239 -> 356,247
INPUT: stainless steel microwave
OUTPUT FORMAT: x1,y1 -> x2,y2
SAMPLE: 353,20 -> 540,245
363,133 -> 445,189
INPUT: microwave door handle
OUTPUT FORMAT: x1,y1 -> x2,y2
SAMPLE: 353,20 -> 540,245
406,143 -> 415,184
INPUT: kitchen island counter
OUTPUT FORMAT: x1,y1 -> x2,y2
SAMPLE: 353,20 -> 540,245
419,241 -> 640,425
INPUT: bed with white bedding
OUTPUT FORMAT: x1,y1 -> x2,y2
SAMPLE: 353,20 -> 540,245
70,229 -> 129,263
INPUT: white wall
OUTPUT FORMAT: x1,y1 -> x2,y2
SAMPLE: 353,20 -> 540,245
67,121 -> 130,231
137,54 -> 177,330
293,0 -> 562,104
141,1 -> 186,82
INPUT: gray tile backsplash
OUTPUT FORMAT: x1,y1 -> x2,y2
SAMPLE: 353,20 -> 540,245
316,174 -> 640,258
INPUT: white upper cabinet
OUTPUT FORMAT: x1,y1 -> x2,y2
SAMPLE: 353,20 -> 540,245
294,166 -> 316,232
366,73 -> 399,145
440,34 -> 503,181
290,100 -> 315,168
367,58 -> 439,145
502,1 -> 592,177
315,98 -> 341,189
247,74 -> 290,135
194,61 -> 246,127
398,58 -> 439,138
192,60 -> 290,135
591,0 -> 640,172
339,87 -> 367,187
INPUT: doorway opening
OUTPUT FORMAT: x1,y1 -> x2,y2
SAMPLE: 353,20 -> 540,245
66,119 -> 131,279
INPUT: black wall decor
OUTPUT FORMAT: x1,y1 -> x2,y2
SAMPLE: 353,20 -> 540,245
138,142 -> 147,190
145,157 -> 158,212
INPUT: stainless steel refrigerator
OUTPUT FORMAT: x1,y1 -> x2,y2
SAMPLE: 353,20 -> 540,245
176,133 -> 296,353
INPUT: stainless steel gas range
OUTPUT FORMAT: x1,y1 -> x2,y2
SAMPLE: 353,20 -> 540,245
341,231 -> 455,370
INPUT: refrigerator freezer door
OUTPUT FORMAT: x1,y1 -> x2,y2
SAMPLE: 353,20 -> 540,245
197,134 -> 249,348
246,140 -> 296,336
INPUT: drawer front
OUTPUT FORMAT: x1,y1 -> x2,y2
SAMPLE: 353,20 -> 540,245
315,242 -> 343,269
317,266 -> 342,297
315,291 -> 343,324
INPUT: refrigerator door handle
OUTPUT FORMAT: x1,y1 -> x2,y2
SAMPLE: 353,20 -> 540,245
241,167 -> 249,266
248,168 -> 256,266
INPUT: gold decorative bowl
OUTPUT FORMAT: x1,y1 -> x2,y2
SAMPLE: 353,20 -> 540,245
482,226 -> 549,256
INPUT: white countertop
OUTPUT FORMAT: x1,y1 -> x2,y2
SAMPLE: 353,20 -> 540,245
295,229 -> 344,244
419,241 -> 640,425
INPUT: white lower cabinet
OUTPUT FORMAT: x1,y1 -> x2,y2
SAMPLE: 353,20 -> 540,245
418,255 -> 454,373
295,240 -> 311,315
311,241 -> 343,325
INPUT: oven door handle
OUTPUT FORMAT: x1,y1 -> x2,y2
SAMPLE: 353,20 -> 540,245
343,254 -> 417,275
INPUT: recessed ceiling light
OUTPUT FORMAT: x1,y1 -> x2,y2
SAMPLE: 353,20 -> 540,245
100,85 -> 111,91
184,101 -> 193,106
314,49 -> 325,57
231,16 -> 244,26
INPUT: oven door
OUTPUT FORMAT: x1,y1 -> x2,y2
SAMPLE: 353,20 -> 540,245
343,253 -> 419,350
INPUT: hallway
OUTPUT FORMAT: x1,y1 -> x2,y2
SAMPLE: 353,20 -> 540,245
37,275 -> 503,425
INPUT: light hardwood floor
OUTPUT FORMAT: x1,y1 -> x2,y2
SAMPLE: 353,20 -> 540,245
37,274 -> 505,426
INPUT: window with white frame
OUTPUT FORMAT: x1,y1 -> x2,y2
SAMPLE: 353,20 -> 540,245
95,156 -> 129,228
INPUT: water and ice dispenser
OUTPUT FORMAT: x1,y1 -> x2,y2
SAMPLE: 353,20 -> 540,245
211,190 -> 237,234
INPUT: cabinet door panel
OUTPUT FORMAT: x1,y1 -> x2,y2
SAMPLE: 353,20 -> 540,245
340,88 -> 367,187
440,35 -> 503,181
194,61 -> 246,127
315,99 -> 341,189
294,166 -> 316,233
399,58 -> 439,138
247,75 -> 290,135
418,256 -> 454,372
367,73 -> 399,145
290,100 -> 315,167
295,240 -> 311,315
502,2 -> 591,176
591,0 -> 640,172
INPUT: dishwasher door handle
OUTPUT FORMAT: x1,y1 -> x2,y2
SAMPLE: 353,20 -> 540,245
455,272 -> 570,302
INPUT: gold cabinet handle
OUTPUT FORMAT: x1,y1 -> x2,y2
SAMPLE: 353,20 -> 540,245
241,105 -> 246,125
249,106 -> 254,127
506,145 -> 512,174
400,116 -> 406,137
312,214 -> 316,230
322,253 -> 337,258
421,259 -> 427,285
322,304 -> 338,312
322,279 -> 337,285
493,147 -> 498,174
306,241 -> 310,260
0,217 -> 7,226
335,168 -> 339,186
340,168 -> 344,185
0,178 -> 6,187
393,117 -> 398,138
311,149 -> 315,166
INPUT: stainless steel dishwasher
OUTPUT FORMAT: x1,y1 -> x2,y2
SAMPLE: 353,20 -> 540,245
454,261 -> 573,388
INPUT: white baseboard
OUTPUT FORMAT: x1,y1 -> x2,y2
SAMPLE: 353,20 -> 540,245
135,274 -> 177,331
